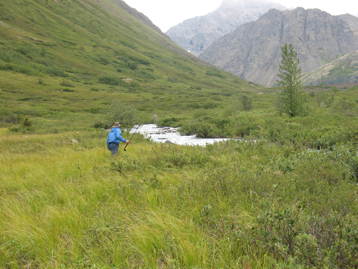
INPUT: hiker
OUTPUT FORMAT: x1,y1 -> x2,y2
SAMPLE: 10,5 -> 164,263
107,122 -> 129,155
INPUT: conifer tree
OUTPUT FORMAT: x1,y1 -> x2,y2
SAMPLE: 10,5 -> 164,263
277,44 -> 305,117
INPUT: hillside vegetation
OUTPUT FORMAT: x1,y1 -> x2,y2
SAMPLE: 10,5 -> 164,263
0,128 -> 357,268
303,51 -> 358,86
0,0 -> 254,132
0,0 -> 357,268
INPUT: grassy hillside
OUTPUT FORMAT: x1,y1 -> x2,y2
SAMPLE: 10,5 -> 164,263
303,51 -> 358,86
0,0 -> 255,132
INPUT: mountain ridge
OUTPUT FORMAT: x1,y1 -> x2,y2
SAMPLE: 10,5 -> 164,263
200,7 -> 358,86
166,0 -> 285,55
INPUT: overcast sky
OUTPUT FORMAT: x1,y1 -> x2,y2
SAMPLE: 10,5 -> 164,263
124,0 -> 358,32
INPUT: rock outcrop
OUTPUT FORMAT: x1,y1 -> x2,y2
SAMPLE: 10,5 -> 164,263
200,8 -> 358,86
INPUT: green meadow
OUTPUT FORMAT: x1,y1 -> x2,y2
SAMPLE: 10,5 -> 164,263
0,0 -> 357,268
1,86 -> 358,268
0,127 -> 357,268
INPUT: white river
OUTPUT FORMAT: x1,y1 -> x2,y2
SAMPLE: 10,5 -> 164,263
130,124 -> 232,146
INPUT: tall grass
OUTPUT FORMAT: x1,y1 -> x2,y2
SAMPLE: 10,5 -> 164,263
0,130 -> 356,268
0,1 -> 357,268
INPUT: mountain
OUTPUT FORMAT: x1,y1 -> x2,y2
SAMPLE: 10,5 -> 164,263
338,14 -> 358,38
200,8 -> 358,86
303,50 -> 358,85
166,0 -> 285,56
0,0 -> 254,131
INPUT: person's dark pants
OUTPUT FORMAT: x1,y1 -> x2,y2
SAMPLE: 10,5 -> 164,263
107,143 -> 119,155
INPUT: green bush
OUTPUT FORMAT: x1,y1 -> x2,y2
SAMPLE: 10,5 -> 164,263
0,63 -> 35,75
9,117 -> 34,133
159,117 -> 180,127
233,115 -> 261,137
241,95 -> 253,111
0,113 -> 22,125
206,70 -> 224,78
46,67 -> 68,77
98,76 -> 121,85
181,122 -> 220,138
242,207 -> 358,268
127,62 -> 137,70
93,121 -> 110,129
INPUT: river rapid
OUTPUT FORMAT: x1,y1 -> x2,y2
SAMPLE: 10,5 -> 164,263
130,124 -> 232,146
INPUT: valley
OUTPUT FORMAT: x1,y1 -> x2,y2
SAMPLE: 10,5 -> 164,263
0,0 -> 357,268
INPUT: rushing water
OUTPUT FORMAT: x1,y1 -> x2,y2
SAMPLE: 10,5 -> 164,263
130,124 -> 232,146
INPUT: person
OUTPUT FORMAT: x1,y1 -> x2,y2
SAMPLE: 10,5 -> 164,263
106,122 -> 129,155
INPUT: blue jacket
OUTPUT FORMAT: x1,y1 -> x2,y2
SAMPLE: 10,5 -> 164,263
107,127 -> 127,144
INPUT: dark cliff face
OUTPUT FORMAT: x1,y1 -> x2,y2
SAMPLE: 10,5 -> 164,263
200,8 -> 358,86
166,0 -> 285,56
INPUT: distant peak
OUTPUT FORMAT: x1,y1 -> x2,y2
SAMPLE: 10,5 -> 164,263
285,7 -> 332,17
221,0 -> 279,6
220,0 -> 285,10
261,8 -> 283,17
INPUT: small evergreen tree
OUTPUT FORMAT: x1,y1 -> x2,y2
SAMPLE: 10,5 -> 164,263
277,44 -> 305,117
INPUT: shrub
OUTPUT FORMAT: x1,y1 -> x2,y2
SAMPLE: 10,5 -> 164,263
46,67 -> 68,77
294,233 -> 319,266
159,117 -> 180,127
234,115 -> 260,137
93,121 -> 110,129
0,113 -> 22,124
98,76 -> 121,86
181,122 -> 220,138
9,117 -> 34,133
23,118 -> 32,127
62,88 -> 75,93
206,70 -> 224,78
96,57 -> 110,65
137,70 -> 156,80
241,207 -> 358,268
127,62 -> 137,70
0,63 -> 35,75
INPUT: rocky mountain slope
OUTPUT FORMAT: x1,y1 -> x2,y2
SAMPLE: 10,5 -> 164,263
338,14 -> 358,38
166,0 -> 285,56
303,50 -> 358,85
200,8 -> 358,86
